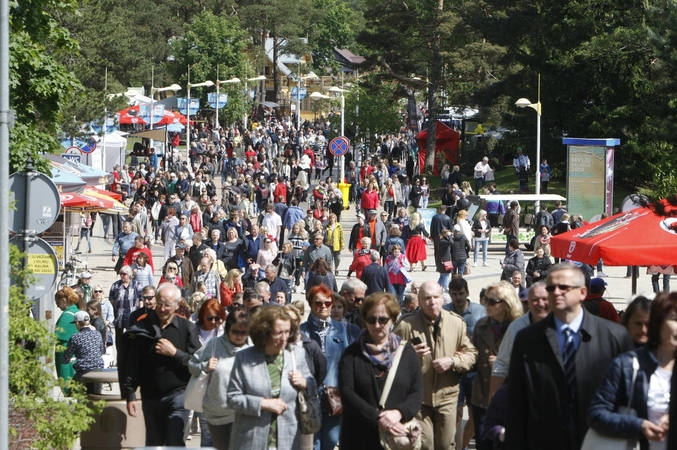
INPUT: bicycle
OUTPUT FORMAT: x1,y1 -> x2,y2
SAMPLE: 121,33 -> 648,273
58,252 -> 87,290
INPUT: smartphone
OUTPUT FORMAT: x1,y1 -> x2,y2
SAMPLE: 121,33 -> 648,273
411,337 -> 423,346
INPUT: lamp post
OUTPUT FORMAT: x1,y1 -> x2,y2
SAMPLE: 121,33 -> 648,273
296,72 -> 318,133
515,74 -> 542,213
244,75 -> 266,130
186,72 -> 214,161
215,77 -> 240,129
150,82 -> 181,161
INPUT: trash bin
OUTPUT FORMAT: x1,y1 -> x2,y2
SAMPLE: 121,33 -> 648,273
79,368 -> 146,449
338,182 -> 351,209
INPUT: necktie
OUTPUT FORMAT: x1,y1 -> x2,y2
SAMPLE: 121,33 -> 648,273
563,327 -> 577,418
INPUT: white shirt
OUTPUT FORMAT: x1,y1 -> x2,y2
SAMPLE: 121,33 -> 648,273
262,213 -> 282,239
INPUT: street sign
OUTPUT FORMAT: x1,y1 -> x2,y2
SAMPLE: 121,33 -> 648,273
291,87 -> 307,100
60,153 -> 81,163
329,136 -> 351,157
10,236 -> 59,301
80,137 -> 97,154
9,171 -> 61,234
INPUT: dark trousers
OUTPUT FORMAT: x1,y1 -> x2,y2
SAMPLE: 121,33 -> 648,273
471,404 -> 493,450
208,422 -> 233,450
142,388 -> 190,446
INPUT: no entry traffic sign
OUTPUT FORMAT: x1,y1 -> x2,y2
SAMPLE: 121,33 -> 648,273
329,136 -> 350,157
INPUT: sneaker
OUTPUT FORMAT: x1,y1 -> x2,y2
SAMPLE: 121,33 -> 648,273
471,263 -> 477,267
597,272 -> 608,277
483,262 -> 490,267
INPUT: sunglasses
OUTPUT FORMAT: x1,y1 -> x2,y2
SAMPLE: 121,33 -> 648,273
315,301 -> 332,307
545,284 -> 582,293
354,297 -> 365,303
143,295 -> 155,300
229,329 -> 247,336
206,316 -> 223,323
486,298 -> 505,306
93,290 -> 103,293
365,316 -> 390,325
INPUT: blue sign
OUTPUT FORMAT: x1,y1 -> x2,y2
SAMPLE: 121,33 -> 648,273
208,92 -> 228,109
177,97 -> 201,115
291,87 -> 307,100
139,104 -> 165,125
60,153 -> 81,163
243,88 -> 256,100
329,136 -> 350,157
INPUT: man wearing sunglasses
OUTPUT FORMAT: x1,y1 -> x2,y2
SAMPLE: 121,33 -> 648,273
394,280 -> 478,450
129,285 -> 157,324
504,263 -> 634,450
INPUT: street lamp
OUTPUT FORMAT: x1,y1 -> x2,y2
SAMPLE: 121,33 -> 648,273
215,77 -> 240,129
150,82 -> 181,166
515,74 -> 542,212
244,75 -> 266,130
296,72 -> 318,133
186,78 -> 214,160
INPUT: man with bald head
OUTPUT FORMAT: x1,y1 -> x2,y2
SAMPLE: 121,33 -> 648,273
394,280 -> 478,450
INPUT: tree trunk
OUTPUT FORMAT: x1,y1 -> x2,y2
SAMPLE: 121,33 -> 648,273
424,0 -> 443,172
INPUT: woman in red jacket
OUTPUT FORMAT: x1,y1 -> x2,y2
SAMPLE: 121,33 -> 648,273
360,181 -> 380,216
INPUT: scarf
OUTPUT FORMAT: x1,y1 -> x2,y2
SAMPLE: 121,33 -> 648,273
491,318 -> 510,344
359,329 -> 402,371
309,314 -> 331,352
539,234 -> 551,245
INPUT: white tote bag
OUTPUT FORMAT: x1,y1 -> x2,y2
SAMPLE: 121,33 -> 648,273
183,330 -> 217,412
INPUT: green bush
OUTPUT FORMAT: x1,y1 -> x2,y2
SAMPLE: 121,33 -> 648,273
9,245 -> 102,450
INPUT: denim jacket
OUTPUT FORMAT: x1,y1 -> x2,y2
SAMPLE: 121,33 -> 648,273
301,317 -> 357,387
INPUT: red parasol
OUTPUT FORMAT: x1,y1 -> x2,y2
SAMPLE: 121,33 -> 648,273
550,206 -> 677,266
116,105 -> 188,126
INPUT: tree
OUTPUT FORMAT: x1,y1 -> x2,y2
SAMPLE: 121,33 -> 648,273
311,0 -> 363,73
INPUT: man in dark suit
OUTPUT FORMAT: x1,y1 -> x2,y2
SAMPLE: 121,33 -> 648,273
430,205 -> 453,238
505,263 -> 634,450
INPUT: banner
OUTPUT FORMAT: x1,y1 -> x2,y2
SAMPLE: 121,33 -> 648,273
139,103 -> 165,125
208,92 -> 228,109
291,87 -> 307,100
566,145 -> 607,221
177,97 -> 201,116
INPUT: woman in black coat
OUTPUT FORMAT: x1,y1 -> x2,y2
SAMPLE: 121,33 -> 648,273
435,228 -> 454,288
339,293 -> 423,450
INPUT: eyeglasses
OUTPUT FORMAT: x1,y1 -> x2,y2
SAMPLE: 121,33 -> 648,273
485,298 -> 505,306
93,290 -> 103,293
545,284 -> 582,293
206,316 -> 223,323
365,316 -> 390,325
143,295 -> 155,300
314,301 -> 332,307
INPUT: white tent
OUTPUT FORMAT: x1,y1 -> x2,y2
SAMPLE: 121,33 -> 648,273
80,131 -> 128,172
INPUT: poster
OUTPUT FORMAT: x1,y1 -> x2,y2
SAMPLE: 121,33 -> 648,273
567,145 -> 606,222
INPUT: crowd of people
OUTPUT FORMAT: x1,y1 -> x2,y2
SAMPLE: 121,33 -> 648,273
51,117 -> 676,450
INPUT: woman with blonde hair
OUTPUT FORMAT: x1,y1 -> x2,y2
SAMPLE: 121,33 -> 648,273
404,212 -> 430,271
461,180 -> 474,196
470,281 -> 522,449
326,213 -> 344,275
220,268 -> 243,309
456,209 -> 473,244
204,248 -> 228,280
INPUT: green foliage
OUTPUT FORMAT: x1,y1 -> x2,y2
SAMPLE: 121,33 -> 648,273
311,0 -> 363,73
9,245 -> 102,450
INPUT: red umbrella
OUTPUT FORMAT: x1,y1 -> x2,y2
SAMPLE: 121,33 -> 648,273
156,109 -> 188,126
117,105 -> 188,126
550,207 -> 677,266
60,192 -> 91,208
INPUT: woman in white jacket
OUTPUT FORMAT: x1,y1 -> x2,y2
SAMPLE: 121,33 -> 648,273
188,308 -> 252,450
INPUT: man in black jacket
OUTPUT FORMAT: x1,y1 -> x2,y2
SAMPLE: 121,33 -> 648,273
122,283 -> 200,446
505,263 -> 634,450
361,250 -> 392,296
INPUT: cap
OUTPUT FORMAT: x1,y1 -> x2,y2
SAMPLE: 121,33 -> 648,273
519,289 -> 529,302
590,278 -> 608,291
71,311 -> 90,323
453,224 -> 462,232
357,213 -> 365,220
368,209 -> 377,214
80,271 -> 92,279
175,242 -> 186,250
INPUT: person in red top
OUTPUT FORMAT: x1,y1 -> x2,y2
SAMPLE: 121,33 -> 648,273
347,237 -> 373,278
123,235 -> 155,270
244,146 -> 256,159
360,181 -> 380,216
303,146 -> 315,165
582,277 -> 620,322
273,176 -> 287,201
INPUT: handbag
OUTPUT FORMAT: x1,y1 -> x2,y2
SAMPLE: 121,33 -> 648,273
183,329 -> 217,412
464,265 -> 471,275
580,357 -> 640,450
322,385 -> 343,416
291,346 -> 322,434
378,341 -> 422,450
443,260 -> 453,271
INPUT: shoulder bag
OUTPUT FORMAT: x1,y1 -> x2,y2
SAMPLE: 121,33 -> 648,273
580,356 -> 640,450
378,341 -> 422,450
291,346 -> 322,434
183,329 -> 217,412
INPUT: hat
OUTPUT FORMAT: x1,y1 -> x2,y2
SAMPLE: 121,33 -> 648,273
590,278 -> 608,292
80,271 -> 92,279
453,224 -> 462,232
175,242 -> 186,250
517,147 -> 523,152
71,311 -> 90,323
519,289 -> 529,302
357,213 -> 365,220
368,209 -> 377,215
